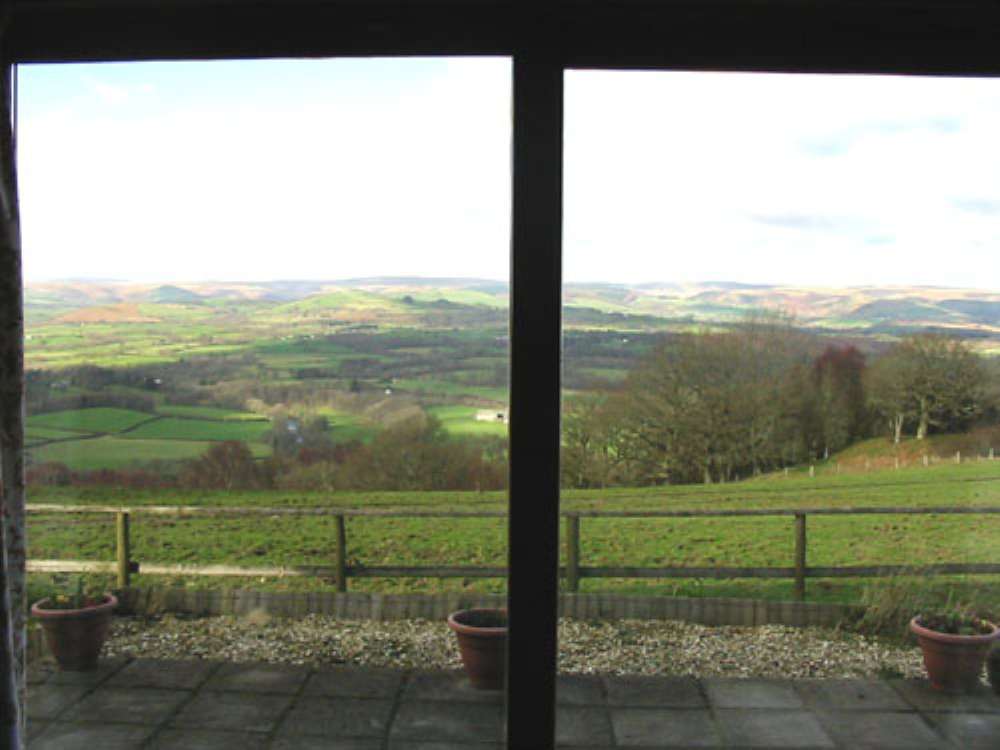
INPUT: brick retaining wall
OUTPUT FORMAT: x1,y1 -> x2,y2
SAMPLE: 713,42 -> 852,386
114,587 -> 861,628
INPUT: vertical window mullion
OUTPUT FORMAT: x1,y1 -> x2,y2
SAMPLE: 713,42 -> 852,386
507,55 -> 563,749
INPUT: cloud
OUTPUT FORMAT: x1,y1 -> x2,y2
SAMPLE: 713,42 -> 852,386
16,63 -> 1000,289
953,198 -> 1000,215
800,117 -> 962,157
750,213 -> 865,233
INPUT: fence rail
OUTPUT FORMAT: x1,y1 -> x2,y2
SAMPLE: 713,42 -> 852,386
25,503 -> 1000,600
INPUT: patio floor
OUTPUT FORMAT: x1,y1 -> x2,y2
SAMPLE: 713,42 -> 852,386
25,658 -> 1000,749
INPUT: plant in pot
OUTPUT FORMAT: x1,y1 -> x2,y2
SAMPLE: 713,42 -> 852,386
447,608 -> 507,690
910,607 -> 999,693
31,578 -> 118,671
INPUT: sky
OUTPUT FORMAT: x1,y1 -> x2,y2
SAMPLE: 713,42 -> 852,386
15,58 -> 1000,289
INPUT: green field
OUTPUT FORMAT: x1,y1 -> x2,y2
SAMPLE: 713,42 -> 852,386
25,461 -> 1000,607
29,436 -> 271,470
428,405 -> 508,437
156,405 -> 266,421
123,417 -> 272,443
25,426 -> 88,441
27,407 -> 153,434
393,378 -> 508,403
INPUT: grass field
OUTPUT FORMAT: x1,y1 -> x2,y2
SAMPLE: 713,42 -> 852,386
123,417 -> 272,443
27,407 -> 153,434
25,426 -> 89,441
156,405 -> 266,421
393,378 -> 507,403
25,460 -> 1000,607
29,436 -> 271,470
427,405 -> 508,438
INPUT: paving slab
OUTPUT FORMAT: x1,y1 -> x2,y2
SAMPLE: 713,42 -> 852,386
106,658 -> 220,690
274,738 -> 383,750
43,659 -> 128,687
924,711 -> 1000,750
275,696 -> 394,738
61,687 -> 189,725
814,710 -> 946,749
703,679 -> 804,710
303,665 -> 403,699
889,679 -> 1000,712
169,690 -> 292,733
27,684 -> 90,720
203,661 -> 310,694
715,709 -> 835,748
555,706 -> 615,746
391,700 -> 503,743
610,708 -> 723,747
28,665 -> 53,685
606,676 -> 705,708
26,720 -> 50,741
145,729 -> 271,750
794,679 -> 911,711
28,722 -> 154,750
402,671 -> 502,704
557,674 -> 605,705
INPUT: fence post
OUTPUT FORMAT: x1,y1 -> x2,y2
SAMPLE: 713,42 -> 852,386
808,465 -> 814,478
115,511 -> 131,588
955,451 -> 961,465
566,515 -> 580,593
991,447 -> 995,461
334,515 -> 347,593
794,513 -> 807,601
923,454 -> 929,468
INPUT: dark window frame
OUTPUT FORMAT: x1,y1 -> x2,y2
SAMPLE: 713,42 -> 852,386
7,2 -> 1000,747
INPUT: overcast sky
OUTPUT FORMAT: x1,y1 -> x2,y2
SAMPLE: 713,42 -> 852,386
16,59 -> 1000,289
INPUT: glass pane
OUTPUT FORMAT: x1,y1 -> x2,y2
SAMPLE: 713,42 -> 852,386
19,57 -> 511,742
560,69 -> 1000,746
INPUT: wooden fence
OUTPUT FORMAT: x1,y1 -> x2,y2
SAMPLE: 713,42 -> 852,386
25,503 -> 1000,601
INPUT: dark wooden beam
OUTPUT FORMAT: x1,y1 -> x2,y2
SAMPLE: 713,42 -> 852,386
7,0 -> 512,63
507,53 -> 562,750
8,0 -> 1000,76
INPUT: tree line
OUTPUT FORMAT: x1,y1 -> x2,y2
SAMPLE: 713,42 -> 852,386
562,321 -> 995,488
27,415 -> 509,493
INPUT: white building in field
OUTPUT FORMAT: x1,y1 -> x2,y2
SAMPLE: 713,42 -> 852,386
476,409 -> 508,424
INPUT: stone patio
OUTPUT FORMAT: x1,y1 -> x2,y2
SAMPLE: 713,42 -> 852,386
24,658 -> 1000,749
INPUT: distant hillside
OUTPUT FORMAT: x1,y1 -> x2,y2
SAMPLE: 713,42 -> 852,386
143,285 -> 204,304
24,278 -> 1000,347
55,303 -> 160,324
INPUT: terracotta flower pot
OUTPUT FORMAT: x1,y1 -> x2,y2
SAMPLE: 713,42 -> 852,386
447,608 -> 507,690
987,642 -> 1000,695
909,615 -> 998,693
31,593 -> 118,671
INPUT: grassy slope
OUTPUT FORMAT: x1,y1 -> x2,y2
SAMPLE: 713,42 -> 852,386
156,405 -> 266,421
27,408 -> 153,434
26,461 -> 1000,605
123,417 -> 272,443
427,405 -> 508,437
30,436 -> 271,470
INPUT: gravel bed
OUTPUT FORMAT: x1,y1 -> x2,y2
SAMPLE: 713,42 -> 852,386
104,613 -> 926,679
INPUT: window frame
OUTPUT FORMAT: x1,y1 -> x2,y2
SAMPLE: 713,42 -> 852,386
5,2 -> 1000,747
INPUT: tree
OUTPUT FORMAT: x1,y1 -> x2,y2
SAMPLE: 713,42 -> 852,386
620,316 -> 811,484
182,441 -> 263,490
811,345 -> 867,457
868,334 -> 986,441
867,351 -> 914,444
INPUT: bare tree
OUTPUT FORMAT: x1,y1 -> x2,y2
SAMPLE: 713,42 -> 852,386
868,334 -> 985,441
